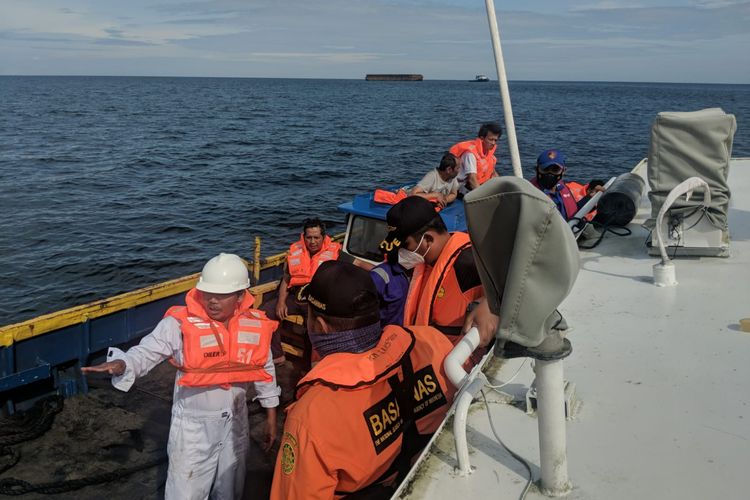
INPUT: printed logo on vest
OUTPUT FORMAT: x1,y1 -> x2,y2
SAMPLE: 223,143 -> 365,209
281,432 -> 298,474
363,393 -> 403,454
412,365 -> 446,419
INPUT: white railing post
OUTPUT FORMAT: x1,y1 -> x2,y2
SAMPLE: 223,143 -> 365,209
484,0 -> 522,178
535,359 -> 573,496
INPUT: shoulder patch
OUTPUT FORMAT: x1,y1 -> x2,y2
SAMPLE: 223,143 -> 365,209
281,431 -> 298,475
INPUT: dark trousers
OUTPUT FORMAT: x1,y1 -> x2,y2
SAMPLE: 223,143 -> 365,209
260,293 -> 309,362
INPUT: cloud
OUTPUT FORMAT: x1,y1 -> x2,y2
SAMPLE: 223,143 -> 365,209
1,0 -> 748,82
571,1 -> 646,10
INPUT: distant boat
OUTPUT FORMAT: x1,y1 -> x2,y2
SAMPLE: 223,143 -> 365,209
471,74 -> 490,82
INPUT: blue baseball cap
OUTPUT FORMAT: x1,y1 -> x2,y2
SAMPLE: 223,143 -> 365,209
537,149 -> 567,170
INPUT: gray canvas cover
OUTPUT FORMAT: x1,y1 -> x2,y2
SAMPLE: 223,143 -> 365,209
645,108 -> 736,230
464,177 -> 579,349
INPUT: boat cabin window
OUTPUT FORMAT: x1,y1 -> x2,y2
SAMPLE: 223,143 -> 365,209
345,215 -> 388,263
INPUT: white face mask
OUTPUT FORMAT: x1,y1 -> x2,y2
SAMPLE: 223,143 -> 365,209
398,234 -> 430,270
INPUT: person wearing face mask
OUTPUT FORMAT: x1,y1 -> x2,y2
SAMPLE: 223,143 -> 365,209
531,149 -> 604,222
270,260 -> 456,499
378,196 -> 485,344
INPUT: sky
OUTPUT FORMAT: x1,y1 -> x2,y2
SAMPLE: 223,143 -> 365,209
1,0 -> 748,83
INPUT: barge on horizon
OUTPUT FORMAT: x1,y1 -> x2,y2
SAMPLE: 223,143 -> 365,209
365,73 -> 423,81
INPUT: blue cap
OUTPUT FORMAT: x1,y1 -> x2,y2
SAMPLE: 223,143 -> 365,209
537,149 -> 567,170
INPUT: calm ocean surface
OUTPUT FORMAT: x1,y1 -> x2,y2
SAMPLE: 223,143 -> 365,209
1,76 -> 748,325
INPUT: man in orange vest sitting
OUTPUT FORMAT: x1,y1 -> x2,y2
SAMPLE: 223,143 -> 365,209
82,253 -> 280,500
270,261 -> 457,499
450,122 -> 502,196
262,217 -> 354,366
530,149 -> 606,222
379,196 -> 485,344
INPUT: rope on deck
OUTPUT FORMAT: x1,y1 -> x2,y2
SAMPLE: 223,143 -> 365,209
0,395 -> 167,496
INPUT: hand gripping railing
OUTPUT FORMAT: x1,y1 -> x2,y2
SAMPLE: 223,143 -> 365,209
653,177 -> 712,286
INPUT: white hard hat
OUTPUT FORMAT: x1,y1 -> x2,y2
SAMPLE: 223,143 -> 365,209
196,253 -> 250,294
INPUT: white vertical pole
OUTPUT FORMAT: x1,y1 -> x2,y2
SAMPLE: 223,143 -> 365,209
484,0 -> 523,178
535,359 -> 573,496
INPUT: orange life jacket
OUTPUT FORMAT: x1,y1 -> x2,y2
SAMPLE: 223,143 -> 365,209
270,325 -> 456,500
287,235 -> 341,287
166,289 -> 277,387
374,188 -> 409,205
403,232 -> 483,337
449,138 -> 497,185
567,181 -> 597,220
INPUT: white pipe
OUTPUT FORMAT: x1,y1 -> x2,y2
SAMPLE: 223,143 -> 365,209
654,177 -> 712,264
535,359 -> 572,496
569,176 -> 617,233
444,327 -> 481,389
454,376 -> 486,475
484,0 -> 522,178
652,177 -> 711,286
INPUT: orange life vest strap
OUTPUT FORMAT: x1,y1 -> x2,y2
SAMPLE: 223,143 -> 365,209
403,232 -> 472,326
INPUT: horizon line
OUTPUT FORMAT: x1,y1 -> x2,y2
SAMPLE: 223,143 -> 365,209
0,74 -> 747,86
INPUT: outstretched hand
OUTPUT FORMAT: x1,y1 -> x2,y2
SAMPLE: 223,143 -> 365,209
81,359 -> 126,376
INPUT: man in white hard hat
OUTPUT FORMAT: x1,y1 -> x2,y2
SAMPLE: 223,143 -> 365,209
83,253 -> 280,500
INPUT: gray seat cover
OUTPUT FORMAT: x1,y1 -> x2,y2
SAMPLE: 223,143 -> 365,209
644,108 -> 736,230
464,177 -> 579,349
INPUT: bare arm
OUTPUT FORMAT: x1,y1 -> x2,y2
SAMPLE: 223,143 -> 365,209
444,188 -> 458,205
276,265 -> 290,319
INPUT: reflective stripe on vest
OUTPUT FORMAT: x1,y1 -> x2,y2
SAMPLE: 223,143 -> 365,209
287,235 -> 342,287
166,289 -> 277,387
449,138 -> 497,185
403,232 -> 474,330
372,266 -> 391,285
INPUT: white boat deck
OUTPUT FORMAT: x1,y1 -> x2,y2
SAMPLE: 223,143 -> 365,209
398,158 -> 750,499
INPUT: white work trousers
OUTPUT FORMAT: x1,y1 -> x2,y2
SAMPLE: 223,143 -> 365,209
165,395 -> 249,500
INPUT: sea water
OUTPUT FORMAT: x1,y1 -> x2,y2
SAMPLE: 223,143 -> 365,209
1,76 -> 748,324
